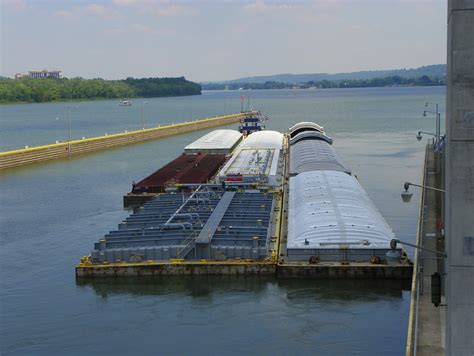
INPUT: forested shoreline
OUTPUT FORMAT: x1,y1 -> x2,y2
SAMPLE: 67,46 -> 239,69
0,74 -> 446,104
0,77 -> 202,104
202,75 -> 446,91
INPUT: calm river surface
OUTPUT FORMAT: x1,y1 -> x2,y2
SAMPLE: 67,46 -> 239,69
1,87 -> 445,355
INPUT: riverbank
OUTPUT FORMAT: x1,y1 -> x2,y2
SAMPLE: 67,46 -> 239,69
0,76 -> 201,104
0,94 -> 202,106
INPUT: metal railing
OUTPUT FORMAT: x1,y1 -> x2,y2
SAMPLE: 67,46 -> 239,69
177,235 -> 197,259
406,144 -> 429,356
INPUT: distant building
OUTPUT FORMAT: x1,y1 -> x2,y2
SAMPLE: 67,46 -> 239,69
15,70 -> 63,79
28,70 -> 63,79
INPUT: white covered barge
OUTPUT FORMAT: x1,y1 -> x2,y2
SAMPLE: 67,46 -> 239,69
287,170 -> 398,262
184,129 -> 243,154
285,122 -> 400,263
217,130 -> 284,187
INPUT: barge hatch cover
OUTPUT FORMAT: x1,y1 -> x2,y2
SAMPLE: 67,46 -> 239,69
287,170 -> 399,261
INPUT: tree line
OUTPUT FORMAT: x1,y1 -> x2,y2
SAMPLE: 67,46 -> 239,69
0,77 -> 202,104
202,75 -> 446,91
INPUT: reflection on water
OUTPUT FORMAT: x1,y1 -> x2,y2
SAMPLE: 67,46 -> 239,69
278,279 -> 410,302
77,276 -> 410,301
73,276 -> 410,355
77,276 -> 274,299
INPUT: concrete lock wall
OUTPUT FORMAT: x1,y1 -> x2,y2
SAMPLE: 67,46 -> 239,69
446,1 -> 474,354
0,113 -> 249,170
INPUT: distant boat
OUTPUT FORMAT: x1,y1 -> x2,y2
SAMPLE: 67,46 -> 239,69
239,111 -> 266,135
119,100 -> 132,106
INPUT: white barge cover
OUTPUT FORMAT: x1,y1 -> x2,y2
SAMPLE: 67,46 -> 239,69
287,170 -> 396,261
240,130 -> 283,150
184,129 -> 242,154
218,131 -> 284,186
289,139 -> 349,175
289,122 -> 325,137
289,131 -> 333,145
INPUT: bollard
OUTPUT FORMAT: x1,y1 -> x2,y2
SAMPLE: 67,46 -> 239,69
431,272 -> 442,307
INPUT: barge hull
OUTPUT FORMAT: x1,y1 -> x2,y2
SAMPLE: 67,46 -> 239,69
76,261 -> 412,279
76,261 -> 276,277
277,263 -> 413,279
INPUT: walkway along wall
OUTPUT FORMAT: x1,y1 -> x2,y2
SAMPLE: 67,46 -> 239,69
0,113 -> 251,170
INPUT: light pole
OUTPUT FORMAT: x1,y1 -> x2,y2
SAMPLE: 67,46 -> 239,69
390,238 -> 447,257
423,102 -> 441,146
416,131 -> 438,141
67,106 -> 78,158
141,101 -> 148,130
423,102 -> 443,173
401,181 -> 445,203
390,238 -> 446,307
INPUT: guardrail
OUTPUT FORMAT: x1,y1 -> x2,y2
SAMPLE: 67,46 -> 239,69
406,144 -> 429,356
0,112 -> 253,170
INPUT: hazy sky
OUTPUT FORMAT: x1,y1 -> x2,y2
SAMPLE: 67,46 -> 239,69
1,0 -> 447,82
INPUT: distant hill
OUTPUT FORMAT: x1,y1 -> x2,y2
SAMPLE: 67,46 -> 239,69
211,64 -> 446,84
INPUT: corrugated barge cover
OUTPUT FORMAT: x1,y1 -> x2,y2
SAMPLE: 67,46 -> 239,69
220,148 -> 277,175
289,122 -> 324,138
178,154 -> 227,184
290,139 -> 349,175
240,130 -> 283,150
184,129 -> 243,154
217,130 -> 284,186
287,170 -> 394,249
133,153 -> 226,193
289,131 -> 333,145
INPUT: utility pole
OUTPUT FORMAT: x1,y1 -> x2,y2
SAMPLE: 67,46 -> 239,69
435,103 -> 440,147
66,106 -> 78,158
141,101 -> 148,130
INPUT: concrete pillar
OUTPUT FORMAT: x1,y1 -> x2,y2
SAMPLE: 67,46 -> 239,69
446,1 -> 474,354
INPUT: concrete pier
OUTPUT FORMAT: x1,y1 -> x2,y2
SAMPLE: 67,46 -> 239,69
0,112 -> 253,170
406,145 -> 445,356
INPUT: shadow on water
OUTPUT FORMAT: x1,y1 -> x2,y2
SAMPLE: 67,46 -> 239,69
76,276 -> 275,299
76,275 -> 410,301
277,278 -> 410,302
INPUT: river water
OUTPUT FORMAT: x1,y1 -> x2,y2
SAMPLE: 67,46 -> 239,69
0,87 -> 445,355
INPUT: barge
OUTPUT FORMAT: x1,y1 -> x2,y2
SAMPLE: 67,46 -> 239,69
77,120 -> 412,279
123,129 -> 243,208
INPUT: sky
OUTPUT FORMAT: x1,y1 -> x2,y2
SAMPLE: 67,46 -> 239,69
1,0 -> 447,82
